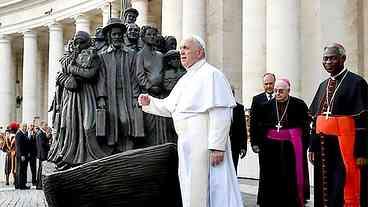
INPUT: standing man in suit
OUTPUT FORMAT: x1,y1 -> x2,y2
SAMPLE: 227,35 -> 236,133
230,89 -> 247,173
249,73 -> 275,205
27,122 -> 37,186
15,123 -> 29,189
35,121 -> 50,189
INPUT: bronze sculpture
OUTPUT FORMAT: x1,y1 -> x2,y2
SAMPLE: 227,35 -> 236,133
125,23 -> 141,52
96,18 -> 144,153
44,16 -> 184,207
122,7 -> 139,24
136,26 -> 163,96
48,20 -> 184,169
164,36 -> 177,53
93,26 -> 108,54
48,31 -> 106,170
136,26 -> 179,146
162,50 -> 185,97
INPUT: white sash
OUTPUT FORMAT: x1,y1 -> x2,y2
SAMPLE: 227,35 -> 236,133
174,114 -> 209,207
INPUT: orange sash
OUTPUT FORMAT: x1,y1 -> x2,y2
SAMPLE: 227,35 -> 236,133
316,115 -> 360,207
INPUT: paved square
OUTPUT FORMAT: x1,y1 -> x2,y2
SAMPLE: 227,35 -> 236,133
0,179 -> 313,207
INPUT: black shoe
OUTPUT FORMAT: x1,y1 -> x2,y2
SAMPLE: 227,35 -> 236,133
5,182 -> 9,185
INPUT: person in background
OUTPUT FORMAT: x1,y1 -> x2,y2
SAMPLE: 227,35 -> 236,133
249,72 -> 276,205
309,43 -> 368,207
35,120 -> 50,190
15,123 -> 29,190
27,122 -> 37,186
229,88 -> 247,173
257,79 -> 310,207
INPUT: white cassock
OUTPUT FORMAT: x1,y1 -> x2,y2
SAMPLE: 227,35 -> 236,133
141,59 -> 243,207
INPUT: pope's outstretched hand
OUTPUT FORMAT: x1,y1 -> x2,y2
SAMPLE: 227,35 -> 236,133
138,94 -> 150,106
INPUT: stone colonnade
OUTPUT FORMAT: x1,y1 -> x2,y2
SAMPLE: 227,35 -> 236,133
0,0 -> 121,126
6,0 -> 363,125
242,0 -> 366,107
0,0 -> 236,126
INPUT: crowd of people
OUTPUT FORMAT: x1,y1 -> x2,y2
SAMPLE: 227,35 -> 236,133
0,120 -> 51,190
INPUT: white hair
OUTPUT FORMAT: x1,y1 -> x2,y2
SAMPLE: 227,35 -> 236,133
181,35 -> 206,55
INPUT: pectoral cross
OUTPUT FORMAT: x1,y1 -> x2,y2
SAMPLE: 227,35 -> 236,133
323,109 -> 332,120
276,122 -> 282,132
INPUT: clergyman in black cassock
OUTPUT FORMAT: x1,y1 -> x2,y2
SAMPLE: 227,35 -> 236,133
309,43 -> 368,207
258,79 -> 310,207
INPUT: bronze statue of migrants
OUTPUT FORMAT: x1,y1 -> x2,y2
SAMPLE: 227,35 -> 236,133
47,31 -> 107,170
44,16 -> 184,207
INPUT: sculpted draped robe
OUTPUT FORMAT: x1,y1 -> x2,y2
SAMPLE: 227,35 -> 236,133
142,59 -> 243,207
97,46 -> 144,152
48,48 -> 106,166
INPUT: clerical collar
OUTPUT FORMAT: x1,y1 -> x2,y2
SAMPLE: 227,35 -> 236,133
330,68 -> 347,80
186,59 -> 206,73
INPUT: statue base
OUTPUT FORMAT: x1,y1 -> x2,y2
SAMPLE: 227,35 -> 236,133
42,143 -> 182,207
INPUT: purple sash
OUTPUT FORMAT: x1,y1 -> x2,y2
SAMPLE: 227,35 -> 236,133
266,128 -> 304,207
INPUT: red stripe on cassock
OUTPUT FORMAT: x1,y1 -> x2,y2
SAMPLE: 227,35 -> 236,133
316,115 -> 360,207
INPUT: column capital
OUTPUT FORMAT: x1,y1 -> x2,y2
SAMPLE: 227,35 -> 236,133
74,14 -> 91,34
100,1 -> 109,11
23,29 -> 37,38
74,14 -> 89,24
48,21 -> 63,32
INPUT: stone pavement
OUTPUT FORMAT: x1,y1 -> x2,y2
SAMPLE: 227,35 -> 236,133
0,183 -> 48,207
0,179 -> 313,207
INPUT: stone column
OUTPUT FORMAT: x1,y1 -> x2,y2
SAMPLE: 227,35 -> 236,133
300,0 -> 323,105
182,0 -> 206,40
22,30 -> 40,123
75,14 -> 91,34
48,22 -> 63,124
321,0 -> 361,74
36,46 -> 44,121
206,1 -> 242,102
267,0 -> 301,97
102,0 -> 120,26
161,0 -> 182,44
242,0 -> 267,107
0,35 -> 16,127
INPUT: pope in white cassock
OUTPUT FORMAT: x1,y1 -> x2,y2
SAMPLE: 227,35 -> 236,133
138,35 -> 243,207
